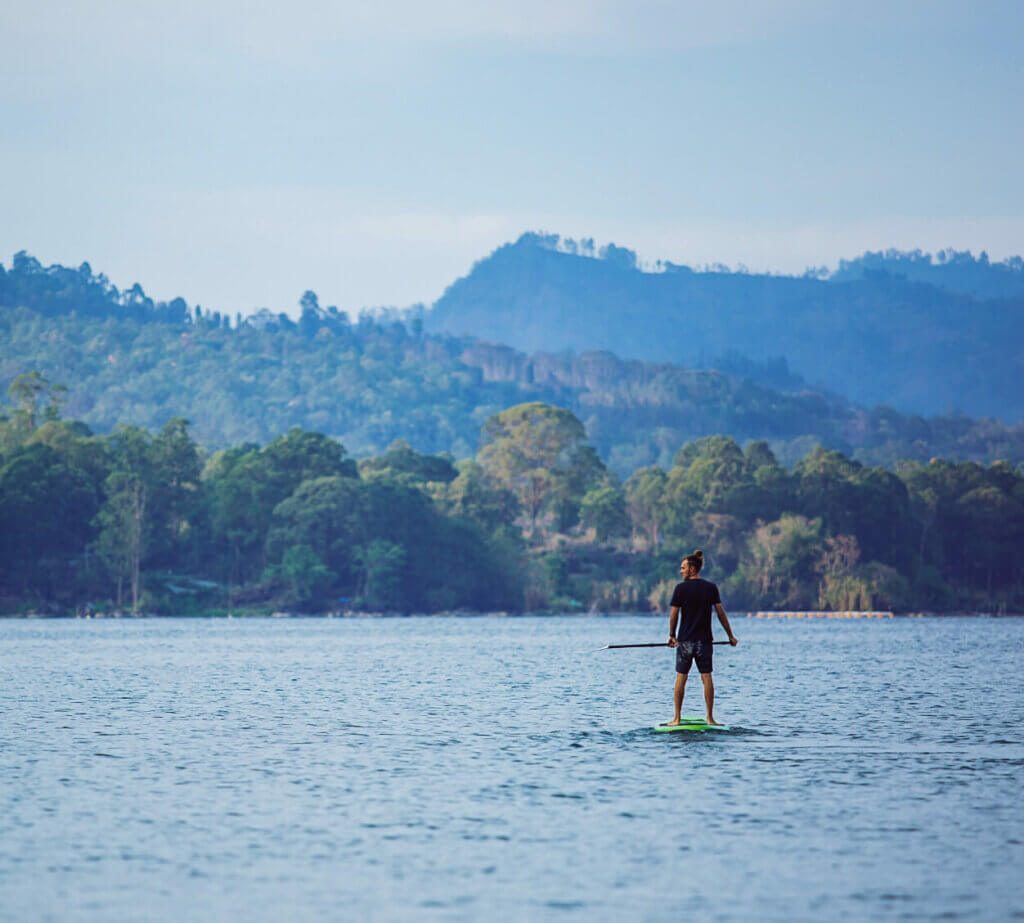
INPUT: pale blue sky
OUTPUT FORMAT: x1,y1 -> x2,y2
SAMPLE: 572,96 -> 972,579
2,1 -> 1022,314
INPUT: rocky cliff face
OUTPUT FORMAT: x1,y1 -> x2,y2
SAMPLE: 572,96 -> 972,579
460,341 -> 671,392
458,341 -> 751,411
458,342 -> 532,384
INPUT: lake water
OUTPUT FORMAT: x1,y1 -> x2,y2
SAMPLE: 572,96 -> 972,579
1,615 -> 1022,922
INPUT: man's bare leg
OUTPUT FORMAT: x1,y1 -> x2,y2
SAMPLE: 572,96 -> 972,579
700,672 -> 719,725
664,672 -> 688,726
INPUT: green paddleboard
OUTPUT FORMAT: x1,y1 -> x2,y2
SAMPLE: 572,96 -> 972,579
652,718 -> 731,733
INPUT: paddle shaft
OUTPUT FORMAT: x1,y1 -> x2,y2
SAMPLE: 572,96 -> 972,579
605,641 -> 733,649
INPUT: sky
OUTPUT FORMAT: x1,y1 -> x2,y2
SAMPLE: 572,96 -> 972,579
2,0 -> 1023,315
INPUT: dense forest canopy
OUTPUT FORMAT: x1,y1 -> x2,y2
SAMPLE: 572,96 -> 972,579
2,251 -> 1024,475
426,233 -> 1024,421
1,384 -> 1021,616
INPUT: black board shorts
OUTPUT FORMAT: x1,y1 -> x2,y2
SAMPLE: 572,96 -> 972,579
676,640 -> 713,675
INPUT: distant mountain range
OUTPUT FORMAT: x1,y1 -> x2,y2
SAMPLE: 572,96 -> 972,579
426,234 -> 1024,422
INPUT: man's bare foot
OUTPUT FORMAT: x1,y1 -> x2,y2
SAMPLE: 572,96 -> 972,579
661,718 -> 683,727
705,717 -> 721,726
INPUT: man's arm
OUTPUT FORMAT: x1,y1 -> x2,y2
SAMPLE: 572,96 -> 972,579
668,606 -> 680,647
715,603 -> 738,645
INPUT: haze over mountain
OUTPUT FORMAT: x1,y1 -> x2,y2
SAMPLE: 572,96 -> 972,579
426,234 -> 1024,422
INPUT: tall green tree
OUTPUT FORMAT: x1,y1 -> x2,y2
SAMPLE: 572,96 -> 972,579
624,466 -> 667,549
478,403 -> 603,536
203,445 -> 275,592
95,426 -> 154,611
148,418 -> 202,569
6,371 -> 67,439
663,436 -> 753,539
0,373 -> 58,457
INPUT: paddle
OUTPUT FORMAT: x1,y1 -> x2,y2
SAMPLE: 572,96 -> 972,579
594,641 -> 735,651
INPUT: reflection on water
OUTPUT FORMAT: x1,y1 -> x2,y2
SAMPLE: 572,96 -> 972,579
1,616 -> 1022,921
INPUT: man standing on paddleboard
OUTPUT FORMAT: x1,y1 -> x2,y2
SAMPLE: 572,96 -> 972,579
664,550 -> 738,727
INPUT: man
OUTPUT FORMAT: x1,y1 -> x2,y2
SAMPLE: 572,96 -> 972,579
664,549 -> 738,727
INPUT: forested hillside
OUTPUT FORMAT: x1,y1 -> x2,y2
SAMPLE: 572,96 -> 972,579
2,387 -> 1021,616
426,234 -> 1024,421
3,252 -> 1024,474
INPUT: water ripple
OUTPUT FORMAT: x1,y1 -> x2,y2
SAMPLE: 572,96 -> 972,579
1,615 -> 1022,922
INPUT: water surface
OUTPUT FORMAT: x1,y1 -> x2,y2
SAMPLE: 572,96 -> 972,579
1,616 -> 1022,921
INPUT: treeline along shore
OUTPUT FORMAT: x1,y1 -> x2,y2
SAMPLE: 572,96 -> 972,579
2,373 -> 1021,616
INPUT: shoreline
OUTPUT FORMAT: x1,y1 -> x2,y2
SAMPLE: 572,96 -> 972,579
3,610 -> 1022,620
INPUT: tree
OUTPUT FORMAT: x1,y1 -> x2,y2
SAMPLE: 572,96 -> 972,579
860,562 -> 910,611
733,442 -> 794,524
355,540 -> 407,610
817,573 -> 873,611
148,418 -> 202,568
663,436 -> 750,539
847,467 -> 915,569
690,512 -> 745,576
27,420 -> 110,487
815,535 -> 871,610
261,428 -> 358,486
671,436 -> 748,509
624,466 -> 667,549
441,460 -> 520,536
265,476 -> 365,594
359,440 -> 457,485
266,544 -> 332,608
204,430 -> 358,592
5,371 -> 67,443
203,445 -> 278,592
96,426 -> 154,612
478,403 -> 601,536
794,448 -> 862,534
580,485 -> 629,542
739,515 -> 824,609
956,485 -> 1024,601
899,463 -> 941,559
744,440 -> 778,470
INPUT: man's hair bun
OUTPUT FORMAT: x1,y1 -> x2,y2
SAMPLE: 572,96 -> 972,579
683,549 -> 705,572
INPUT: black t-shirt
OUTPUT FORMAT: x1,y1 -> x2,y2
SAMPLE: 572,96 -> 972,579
670,578 -> 721,642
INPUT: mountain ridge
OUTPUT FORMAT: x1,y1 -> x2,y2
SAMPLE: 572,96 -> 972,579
426,233 -> 1024,421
